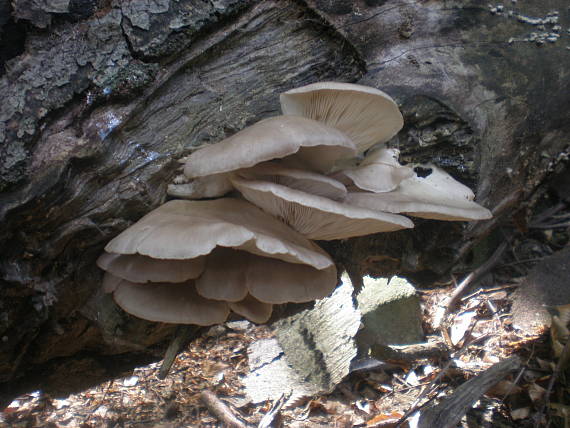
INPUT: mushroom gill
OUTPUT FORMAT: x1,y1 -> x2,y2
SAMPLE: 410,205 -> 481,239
280,81 -> 404,154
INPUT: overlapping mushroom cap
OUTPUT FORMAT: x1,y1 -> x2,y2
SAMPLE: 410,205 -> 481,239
231,177 -> 413,240
280,82 -> 404,153
98,81 -> 493,327
168,115 -> 357,200
183,115 -> 356,177
98,198 -> 337,324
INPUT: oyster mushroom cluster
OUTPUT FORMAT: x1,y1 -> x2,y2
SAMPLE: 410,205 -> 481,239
97,82 -> 492,325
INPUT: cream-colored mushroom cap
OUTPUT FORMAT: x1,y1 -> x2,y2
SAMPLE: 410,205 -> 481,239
97,252 -> 206,283
110,276 -> 230,325
105,198 -> 333,270
337,148 -> 413,193
182,116 -> 357,178
195,248 -> 338,304
229,294 -> 273,324
346,165 -> 493,221
231,177 -> 414,240
280,82 -> 404,153
238,162 -> 347,201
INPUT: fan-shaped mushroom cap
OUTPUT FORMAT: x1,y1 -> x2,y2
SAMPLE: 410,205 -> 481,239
195,248 -> 249,302
346,165 -> 492,221
280,82 -> 404,153
229,294 -> 273,324
239,162 -> 347,201
110,276 -> 230,325
105,198 -> 333,270
97,252 -> 206,283
231,177 -> 414,240
337,148 -> 413,193
196,248 -> 338,304
182,116 -> 356,178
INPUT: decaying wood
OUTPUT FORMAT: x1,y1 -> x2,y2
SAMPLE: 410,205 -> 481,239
1,0 -> 569,401
244,279 -> 360,405
273,277 -> 361,395
417,356 -> 521,428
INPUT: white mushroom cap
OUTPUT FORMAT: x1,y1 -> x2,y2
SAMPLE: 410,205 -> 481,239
97,252 -> 206,283
195,248 -> 338,304
110,276 -> 230,325
182,116 -> 357,177
280,82 -> 404,153
238,162 -> 347,201
104,198 -> 334,270
336,148 -> 413,193
346,165 -> 493,221
229,294 -> 273,324
231,177 -> 414,240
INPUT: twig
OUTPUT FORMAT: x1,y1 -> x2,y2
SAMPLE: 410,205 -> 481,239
158,325 -> 199,379
530,221 -> 570,229
445,241 -> 508,316
370,339 -> 449,363
200,389 -> 248,428
258,393 -> 287,428
530,202 -> 566,225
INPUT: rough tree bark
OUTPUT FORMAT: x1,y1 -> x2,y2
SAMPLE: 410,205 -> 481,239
0,0 -> 568,404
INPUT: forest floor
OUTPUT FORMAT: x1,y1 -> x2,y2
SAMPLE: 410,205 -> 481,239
2,192 -> 569,427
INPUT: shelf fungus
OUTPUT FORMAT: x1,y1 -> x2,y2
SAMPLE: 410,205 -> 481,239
98,81 -> 492,326
97,198 -> 337,324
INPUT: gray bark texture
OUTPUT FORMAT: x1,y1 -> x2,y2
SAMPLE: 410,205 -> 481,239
0,0 -> 569,404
